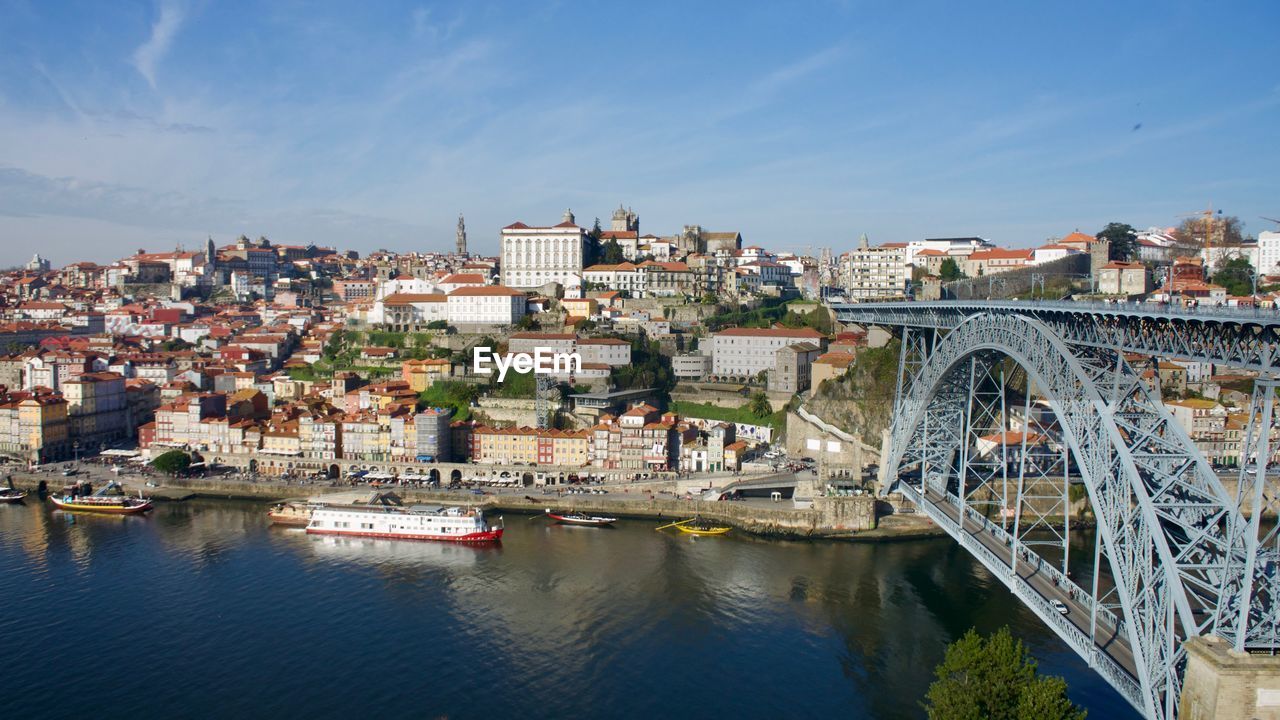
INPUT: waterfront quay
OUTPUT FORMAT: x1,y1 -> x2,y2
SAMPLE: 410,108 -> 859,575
7,465 -> 901,539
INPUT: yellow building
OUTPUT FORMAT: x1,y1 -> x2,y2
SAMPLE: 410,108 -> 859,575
401,359 -> 451,392
1,390 -> 69,462
474,426 -> 539,464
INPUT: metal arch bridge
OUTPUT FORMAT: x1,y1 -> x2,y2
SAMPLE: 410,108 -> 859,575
829,300 -> 1280,720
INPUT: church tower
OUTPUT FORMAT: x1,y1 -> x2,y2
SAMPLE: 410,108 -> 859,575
456,214 -> 468,256
206,236 -> 217,268
611,204 -> 639,233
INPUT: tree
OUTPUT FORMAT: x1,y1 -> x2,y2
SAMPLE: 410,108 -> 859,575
1212,256 -> 1256,296
599,239 -> 626,265
1174,214 -> 1246,252
152,450 -> 192,476
924,627 -> 1086,720
426,320 -> 449,330
1096,222 -> 1137,261
747,391 -> 772,418
940,258 -> 965,281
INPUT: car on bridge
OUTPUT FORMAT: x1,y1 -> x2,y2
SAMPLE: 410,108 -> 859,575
1051,599 -> 1069,615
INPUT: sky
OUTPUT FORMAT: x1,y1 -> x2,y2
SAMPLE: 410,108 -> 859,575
0,0 -> 1277,266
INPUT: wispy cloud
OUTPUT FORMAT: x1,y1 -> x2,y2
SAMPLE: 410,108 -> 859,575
710,43 -> 849,123
131,0 -> 185,89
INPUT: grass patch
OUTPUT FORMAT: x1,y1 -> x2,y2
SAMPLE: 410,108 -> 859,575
670,400 -> 784,435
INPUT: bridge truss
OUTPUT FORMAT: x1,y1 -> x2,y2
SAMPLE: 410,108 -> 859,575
863,309 -> 1280,720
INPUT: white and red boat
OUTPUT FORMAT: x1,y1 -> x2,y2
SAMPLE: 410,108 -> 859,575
306,504 -> 503,543
544,508 -> 616,527
0,487 -> 27,504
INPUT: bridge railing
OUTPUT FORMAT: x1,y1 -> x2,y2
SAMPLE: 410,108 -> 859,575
831,298 -> 1280,325
898,481 -> 1144,710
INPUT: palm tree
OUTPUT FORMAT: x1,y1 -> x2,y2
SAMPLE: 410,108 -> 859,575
747,391 -> 772,418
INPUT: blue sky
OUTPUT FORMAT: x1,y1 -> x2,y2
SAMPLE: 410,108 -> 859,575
0,0 -> 1277,266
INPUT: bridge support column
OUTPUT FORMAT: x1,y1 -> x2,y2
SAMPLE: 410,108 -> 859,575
1180,636 -> 1280,720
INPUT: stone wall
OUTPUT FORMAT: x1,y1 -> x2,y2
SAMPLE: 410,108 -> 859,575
943,253 -> 1090,300
1180,635 -> 1280,720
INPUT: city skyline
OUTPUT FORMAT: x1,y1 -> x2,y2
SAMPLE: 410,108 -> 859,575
1,0 -> 1278,265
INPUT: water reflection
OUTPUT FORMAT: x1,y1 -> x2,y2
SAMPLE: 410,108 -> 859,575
0,500 -> 1138,720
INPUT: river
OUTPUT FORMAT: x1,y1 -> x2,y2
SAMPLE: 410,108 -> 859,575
0,499 -> 1138,719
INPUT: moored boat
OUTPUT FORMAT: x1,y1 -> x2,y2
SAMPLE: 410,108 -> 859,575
656,517 -> 731,536
49,481 -> 152,515
544,508 -> 616,527
0,487 -> 26,503
267,501 -> 316,526
306,504 -> 503,543
268,490 -> 404,526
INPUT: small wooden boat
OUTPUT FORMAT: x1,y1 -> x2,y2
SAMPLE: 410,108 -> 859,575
267,501 -> 315,526
0,488 -> 26,503
49,481 -> 152,515
544,508 -> 616,527
655,517 -> 731,536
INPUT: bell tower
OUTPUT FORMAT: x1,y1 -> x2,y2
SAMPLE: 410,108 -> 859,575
456,214 -> 468,256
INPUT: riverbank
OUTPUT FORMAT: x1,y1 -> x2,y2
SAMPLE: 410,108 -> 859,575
1,471 -> 939,541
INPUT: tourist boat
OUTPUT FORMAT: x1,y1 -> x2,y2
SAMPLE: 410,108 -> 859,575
0,487 -> 26,503
544,508 -> 616,527
306,504 -> 503,543
656,517 -> 732,536
268,490 -> 404,527
49,481 -> 153,515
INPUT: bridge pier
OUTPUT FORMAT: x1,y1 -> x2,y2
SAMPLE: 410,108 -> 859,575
1180,636 -> 1280,720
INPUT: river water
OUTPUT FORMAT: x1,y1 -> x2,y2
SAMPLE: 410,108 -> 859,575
0,499 -> 1138,719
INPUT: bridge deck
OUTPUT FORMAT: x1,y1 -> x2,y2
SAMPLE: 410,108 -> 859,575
902,480 -> 1145,712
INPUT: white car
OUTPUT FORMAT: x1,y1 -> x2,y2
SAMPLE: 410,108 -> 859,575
1051,599 -> 1069,615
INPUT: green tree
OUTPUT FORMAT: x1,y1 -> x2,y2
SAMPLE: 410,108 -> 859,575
924,627 -> 1086,720
1096,222 -> 1137,261
1212,255 -> 1256,296
426,320 -> 449,330
152,450 -> 192,476
747,391 -> 772,418
940,258 -> 965,281
599,239 -> 626,265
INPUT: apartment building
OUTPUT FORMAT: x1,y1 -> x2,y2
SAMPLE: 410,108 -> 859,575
711,327 -> 826,379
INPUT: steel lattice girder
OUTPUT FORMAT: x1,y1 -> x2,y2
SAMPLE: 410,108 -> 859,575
831,301 -> 1280,372
882,313 -> 1255,720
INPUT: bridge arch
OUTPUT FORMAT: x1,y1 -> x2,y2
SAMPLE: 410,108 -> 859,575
883,313 -> 1249,720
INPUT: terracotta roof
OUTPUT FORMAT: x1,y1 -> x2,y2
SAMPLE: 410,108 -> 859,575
1060,231 -> 1097,246
440,273 -> 487,285
448,286 -> 525,297
383,293 -> 446,305
716,327 -> 824,339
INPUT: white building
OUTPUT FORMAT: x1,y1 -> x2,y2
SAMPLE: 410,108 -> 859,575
840,235 -> 909,299
500,210 -> 587,290
711,327 -> 826,378
904,237 -> 991,268
1256,232 -> 1280,277
445,285 -> 527,326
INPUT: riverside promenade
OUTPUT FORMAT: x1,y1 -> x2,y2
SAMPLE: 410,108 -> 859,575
4,467 -> 931,540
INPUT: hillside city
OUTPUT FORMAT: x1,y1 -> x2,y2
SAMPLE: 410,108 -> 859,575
1,207 -> 1276,487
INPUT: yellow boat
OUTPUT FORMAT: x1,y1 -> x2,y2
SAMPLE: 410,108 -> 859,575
656,517 -> 731,536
